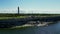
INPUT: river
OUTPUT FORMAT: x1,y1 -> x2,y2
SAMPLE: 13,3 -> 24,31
0,21 -> 60,34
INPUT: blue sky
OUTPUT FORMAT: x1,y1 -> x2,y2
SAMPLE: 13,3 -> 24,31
0,0 -> 60,13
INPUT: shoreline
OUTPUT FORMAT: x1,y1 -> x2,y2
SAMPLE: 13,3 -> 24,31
11,22 -> 54,29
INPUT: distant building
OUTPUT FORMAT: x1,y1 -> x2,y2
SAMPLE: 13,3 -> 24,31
18,6 -> 19,14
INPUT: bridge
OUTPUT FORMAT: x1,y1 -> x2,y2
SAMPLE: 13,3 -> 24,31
0,16 -> 60,28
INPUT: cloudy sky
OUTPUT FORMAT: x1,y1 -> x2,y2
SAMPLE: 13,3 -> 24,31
0,0 -> 60,14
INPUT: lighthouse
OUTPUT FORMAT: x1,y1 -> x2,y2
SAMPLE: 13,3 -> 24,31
18,6 -> 19,14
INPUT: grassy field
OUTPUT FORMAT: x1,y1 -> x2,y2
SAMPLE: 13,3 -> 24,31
0,14 -> 60,19
0,13 -> 60,16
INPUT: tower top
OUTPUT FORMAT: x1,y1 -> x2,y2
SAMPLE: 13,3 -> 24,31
18,6 -> 19,8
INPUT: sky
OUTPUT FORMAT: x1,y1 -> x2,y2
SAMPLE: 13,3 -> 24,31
0,0 -> 60,14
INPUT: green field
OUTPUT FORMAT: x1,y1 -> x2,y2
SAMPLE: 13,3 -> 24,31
0,13 -> 60,16
0,13 -> 60,19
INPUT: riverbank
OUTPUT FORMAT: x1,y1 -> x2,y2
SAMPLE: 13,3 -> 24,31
0,21 -> 57,30
0,14 -> 59,29
0,21 -> 59,34
10,22 -> 54,29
